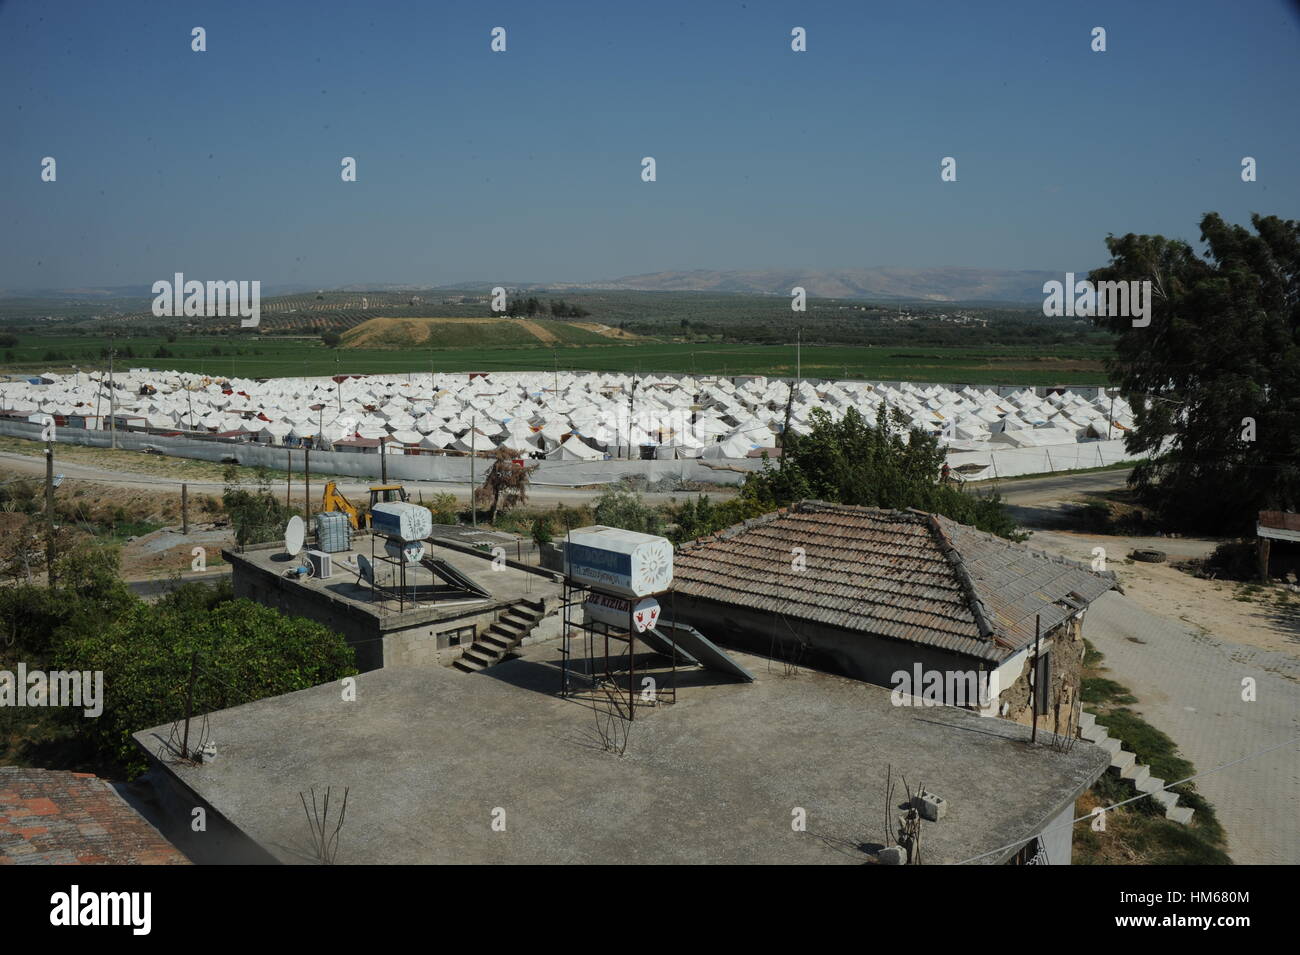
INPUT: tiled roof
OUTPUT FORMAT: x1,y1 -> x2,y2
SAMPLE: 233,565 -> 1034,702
1258,510 -> 1300,532
0,767 -> 189,865
673,500 -> 1116,662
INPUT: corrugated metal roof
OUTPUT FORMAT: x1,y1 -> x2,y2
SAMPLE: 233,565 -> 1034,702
673,500 -> 1116,662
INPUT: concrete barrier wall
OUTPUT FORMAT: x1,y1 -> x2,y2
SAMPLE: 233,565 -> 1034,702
947,438 -> 1133,479
0,419 -> 758,486
2,418 -> 1130,486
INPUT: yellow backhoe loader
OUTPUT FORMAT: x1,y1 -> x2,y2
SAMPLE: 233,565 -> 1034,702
320,481 -> 409,530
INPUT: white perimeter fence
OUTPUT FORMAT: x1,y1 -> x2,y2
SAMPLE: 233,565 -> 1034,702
0,419 -> 1134,488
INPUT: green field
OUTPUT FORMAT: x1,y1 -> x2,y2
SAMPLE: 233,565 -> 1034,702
0,333 -> 1110,386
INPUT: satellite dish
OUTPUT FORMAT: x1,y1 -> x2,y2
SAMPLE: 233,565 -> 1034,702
284,515 -> 305,556
357,554 -> 375,585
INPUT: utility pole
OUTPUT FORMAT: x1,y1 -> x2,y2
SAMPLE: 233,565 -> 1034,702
286,448 -> 292,508
304,447 -> 311,526
181,483 -> 189,535
470,413 -> 477,528
108,348 -> 117,450
1107,388 -> 1115,441
627,374 -> 637,461
1030,615 -> 1041,744
45,438 -> 56,588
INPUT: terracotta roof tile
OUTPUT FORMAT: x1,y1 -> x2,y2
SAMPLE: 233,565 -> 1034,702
0,767 -> 188,865
674,500 -> 1116,661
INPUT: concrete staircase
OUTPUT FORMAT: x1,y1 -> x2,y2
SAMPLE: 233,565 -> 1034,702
1080,710 -> 1195,825
453,598 -> 547,673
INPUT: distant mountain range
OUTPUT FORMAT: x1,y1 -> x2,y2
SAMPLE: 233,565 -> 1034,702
4,267 -> 1074,306
551,268 -> 1064,304
438,267 -> 1067,304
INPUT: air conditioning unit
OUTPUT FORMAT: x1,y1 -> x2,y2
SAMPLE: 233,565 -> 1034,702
306,550 -> 332,579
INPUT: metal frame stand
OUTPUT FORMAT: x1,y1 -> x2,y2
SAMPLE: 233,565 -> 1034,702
370,532 -> 429,610
559,579 -> 676,720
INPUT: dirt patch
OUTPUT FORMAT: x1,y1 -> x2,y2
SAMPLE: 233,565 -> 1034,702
515,318 -> 558,343
1026,527 -> 1300,658
571,322 -> 642,340
120,525 -> 234,577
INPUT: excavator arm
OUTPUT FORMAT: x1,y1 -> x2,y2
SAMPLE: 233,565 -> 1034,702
321,481 -> 362,531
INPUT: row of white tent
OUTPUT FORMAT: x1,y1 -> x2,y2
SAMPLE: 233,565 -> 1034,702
0,370 -> 1137,460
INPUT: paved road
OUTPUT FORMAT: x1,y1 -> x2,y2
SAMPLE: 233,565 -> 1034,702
968,468 -> 1133,506
0,450 -> 734,506
127,569 -> 231,600
1086,591 -> 1300,864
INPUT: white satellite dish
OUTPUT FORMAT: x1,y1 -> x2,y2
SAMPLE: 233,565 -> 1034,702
357,554 -> 375,585
284,515 -> 305,556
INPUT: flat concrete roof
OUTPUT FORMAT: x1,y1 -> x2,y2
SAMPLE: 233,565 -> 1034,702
226,535 -> 556,623
136,645 -> 1107,865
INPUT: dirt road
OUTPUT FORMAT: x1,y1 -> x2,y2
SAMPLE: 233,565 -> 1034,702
0,450 -> 735,507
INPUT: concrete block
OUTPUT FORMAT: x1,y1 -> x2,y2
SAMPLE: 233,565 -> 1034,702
1136,773 -> 1164,794
1151,789 -> 1179,810
913,790 -> 948,821
1165,805 -> 1195,825
1122,763 -> 1150,788
1078,710 -> 1096,732
1097,736 -> 1122,756
1108,748 -> 1136,774
877,845 -> 907,865
1081,723 -> 1108,743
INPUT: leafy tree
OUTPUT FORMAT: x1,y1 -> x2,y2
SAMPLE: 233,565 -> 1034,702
1090,213 -> 1300,533
426,492 -> 459,524
531,516 -> 554,546
321,330 -> 342,348
593,486 -> 663,536
57,599 -> 356,773
475,447 -> 538,523
223,468 -> 295,545
736,405 -> 1022,539
0,540 -> 135,658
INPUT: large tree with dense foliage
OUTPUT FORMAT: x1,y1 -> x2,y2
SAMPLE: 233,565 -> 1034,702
673,405 -> 1021,542
1,541 -> 355,776
56,597 -> 356,774
1090,213 -> 1300,533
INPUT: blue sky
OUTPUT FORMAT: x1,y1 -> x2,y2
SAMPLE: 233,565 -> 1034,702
1,0 -> 1297,290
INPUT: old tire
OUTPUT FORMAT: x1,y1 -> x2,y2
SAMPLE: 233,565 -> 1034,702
1130,549 -> 1167,563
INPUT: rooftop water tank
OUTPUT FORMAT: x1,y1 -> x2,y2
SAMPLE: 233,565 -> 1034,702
371,502 -> 433,542
564,525 -> 673,597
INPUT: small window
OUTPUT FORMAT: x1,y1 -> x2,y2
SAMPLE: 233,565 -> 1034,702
438,625 -> 476,649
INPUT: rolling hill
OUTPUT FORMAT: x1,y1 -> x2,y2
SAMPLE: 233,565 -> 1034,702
339,316 -> 638,350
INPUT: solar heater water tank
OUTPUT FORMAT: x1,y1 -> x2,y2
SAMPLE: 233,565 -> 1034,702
370,502 -> 433,542
564,525 -> 673,597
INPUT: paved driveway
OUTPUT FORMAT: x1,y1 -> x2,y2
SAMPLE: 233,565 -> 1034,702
1086,591 -> 1300,864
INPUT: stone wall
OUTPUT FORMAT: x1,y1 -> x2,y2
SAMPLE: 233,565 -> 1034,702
999,613 -> 1085,734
